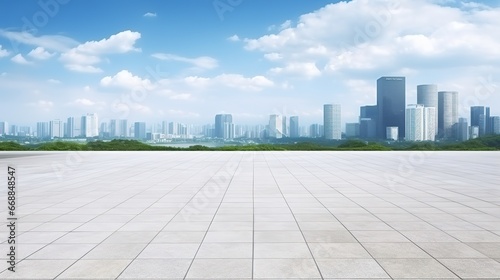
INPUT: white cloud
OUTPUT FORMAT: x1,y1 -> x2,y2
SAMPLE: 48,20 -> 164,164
74,98 -> 95,106
60,30 -> 141,73
47,79 -> 61,84
280,20 -> 292,30
65,64 -> 103,73
270,62 -> 321,78
0,45 -> 9,57
227,34 -> 240,42
152,53 -> 218,70
100,70 -> 154,90
213,74 -> 274,91
144,12 -> 157,17
0,30 -> 78,52
244,0 -> 500,78
11,54 -> 32,65
28,47 -> 55,60
28,100 -> 54,111
264,52 -> 283,61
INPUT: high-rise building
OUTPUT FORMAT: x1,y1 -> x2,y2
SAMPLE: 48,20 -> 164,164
134,122 -> 146,140
406,105 -> 424,141
492,116 -> 500,134
470,106 -> 485,137
109,120 -> 117,138
161,121 -> 169,135
469,126 -> 479,139
485,107 -> 492,135
360,118 -> 377,139
438,91 -> 458,139
282,116 -> 288,137
324,104 -> 341,140
290,116 -> 299,138
309,124 -> 323,138
417,84 -> 438,136
49,119 -> 64,138
457,117 -> 469,141
66,117 -> 75,138
405,104 -> 435,141
80,116 -> 86,137
36,122 -> 49,138
377,77 -> 406,139
215,114 -> 233,139
84,113 -> 99,137
268,114 -> 283,138
10,125 -> 18,136
360,105 -> 378,120
0,121 -> 9,135
119,119 -> 128,137
424,107 -> 436,141
346,123 -> 360,138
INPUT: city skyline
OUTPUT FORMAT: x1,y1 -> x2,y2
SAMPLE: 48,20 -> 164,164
1,0 -> 500,127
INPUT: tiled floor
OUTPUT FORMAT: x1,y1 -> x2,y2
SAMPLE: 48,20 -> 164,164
0,151 -> 499,279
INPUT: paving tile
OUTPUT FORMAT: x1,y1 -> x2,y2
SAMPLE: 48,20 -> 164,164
377,259 -> 457,278
197,242 -> 252,258
186,259 -> 252,279
417,242 -> 488,258
316,259 -> 389,278
351,230 -> 410,242
57,259 -> 131,279
363,243 -> 431,258
83,243 -> 147,259
254,258 -> 321,279
204,230 -> 253,243
138,243 -> 199,258
118,259 -> 192,279
27,244 -> 96,260
0,260 -> 74,279
465,242 -> 500,258
255,243 -> 312,258
439,258 -> 500,278
254,230 -> 305,242
302,230 -> 357,243
309,243 -> 371,258
152,231 -> 206,243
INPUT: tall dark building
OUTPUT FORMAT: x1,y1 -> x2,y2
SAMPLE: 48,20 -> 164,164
214,114 -> 233,139
485,107 -> 491,135
360,105 -> 378,120
290,116 -> 299,138
377,77 -> 406,139
470,106 -> 485,137
438,91 -> 458,139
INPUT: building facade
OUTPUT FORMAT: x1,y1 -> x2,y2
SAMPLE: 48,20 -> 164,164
377,77 -> 406,139
324,104 -> 341,140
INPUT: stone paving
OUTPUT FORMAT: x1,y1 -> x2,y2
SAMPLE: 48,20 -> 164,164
1,151 -> 499,279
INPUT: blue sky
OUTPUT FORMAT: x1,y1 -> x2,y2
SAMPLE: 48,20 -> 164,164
1,0 -> 500,128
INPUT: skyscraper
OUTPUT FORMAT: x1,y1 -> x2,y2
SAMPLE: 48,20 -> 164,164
377,77 -> 406,139
359,105 -> 377,140
457,117 -> 469,141
405,104 -> 435,141
66,117 -> 75,138
0,121 -> 8,136
290,116 -> 299,138
36,122 -> 49,138
485,107 -> 491,135
49,119 -> 64,138
215,114 -> 233,139
406,105 -> 424,141
134,122 -> 146,140
324,104 -> 341,140
84,113 -> 99,137
492,116 -> 500,134
438,91 -> 458,139
470,106 -> 485,137
345,123 -> 360,138
119,119 -> 128,137
268,114 -> 283,138
417,84 -> 438,135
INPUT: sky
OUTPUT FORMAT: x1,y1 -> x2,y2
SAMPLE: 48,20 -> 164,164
1,0 -> 500,128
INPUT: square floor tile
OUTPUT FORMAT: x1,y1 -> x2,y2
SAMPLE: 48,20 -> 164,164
186,259 -> 252,279
377,259 -> 457,278
316,259 -> 389,278
253,258 -> 321,279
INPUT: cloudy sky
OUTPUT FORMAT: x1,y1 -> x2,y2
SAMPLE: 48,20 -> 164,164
1,0 -> 499,128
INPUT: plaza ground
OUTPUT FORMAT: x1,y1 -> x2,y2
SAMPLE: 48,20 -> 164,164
1,151 -> 500,279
